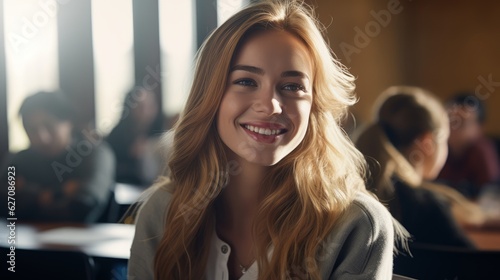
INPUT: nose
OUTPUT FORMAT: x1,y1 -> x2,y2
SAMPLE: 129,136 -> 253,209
253,87 -> 283,116
35,127 -> 52,145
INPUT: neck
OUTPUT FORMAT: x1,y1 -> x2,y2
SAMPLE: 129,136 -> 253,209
217,158 -> 267,233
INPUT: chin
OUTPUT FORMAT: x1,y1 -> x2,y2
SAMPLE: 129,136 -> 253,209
242,154 -> 284,166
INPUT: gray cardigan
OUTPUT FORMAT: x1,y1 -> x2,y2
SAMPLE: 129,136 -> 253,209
128,185 -> 394,279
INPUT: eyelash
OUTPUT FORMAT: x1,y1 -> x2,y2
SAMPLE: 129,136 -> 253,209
282,83 -> 306,92
234,79 -> 257,87
233,79 -> 306,93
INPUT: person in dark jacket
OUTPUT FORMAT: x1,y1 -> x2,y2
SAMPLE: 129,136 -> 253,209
0,91 -> 115,222
106,86 -> 164,187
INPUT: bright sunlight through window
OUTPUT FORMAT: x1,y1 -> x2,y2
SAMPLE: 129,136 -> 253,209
159,0 -> 196,116
4,0 -> 60,152
217,0 -> 246,26
91,0 -> 134,135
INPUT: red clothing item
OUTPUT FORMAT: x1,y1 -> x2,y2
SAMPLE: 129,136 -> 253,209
439,136 -> 500,191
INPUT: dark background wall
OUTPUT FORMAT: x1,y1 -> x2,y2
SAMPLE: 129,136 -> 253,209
307,0 -> 500,137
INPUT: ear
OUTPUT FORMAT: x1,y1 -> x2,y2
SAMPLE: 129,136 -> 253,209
412,131 -> 436,157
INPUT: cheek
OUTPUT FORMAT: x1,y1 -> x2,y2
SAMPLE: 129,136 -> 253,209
431,142 -> 448,174
217,95 -> 241,139
294,101 -> 312,132
218,97 -> 236,127
219,92 -> 252,121
55,124 -> 72,144
438,142 -> 449,165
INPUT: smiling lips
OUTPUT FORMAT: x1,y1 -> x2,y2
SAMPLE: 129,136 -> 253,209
241,123 -> 288,144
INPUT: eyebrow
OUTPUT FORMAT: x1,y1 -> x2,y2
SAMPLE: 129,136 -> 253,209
281,70 -> 309,80
231,65 -> 264,75
231,64 -> 310,80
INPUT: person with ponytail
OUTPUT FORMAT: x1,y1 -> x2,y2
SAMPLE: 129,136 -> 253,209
354,86 -> 479,248
129,1 -> 396,279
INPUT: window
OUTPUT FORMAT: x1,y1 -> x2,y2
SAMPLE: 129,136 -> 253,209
217,0 -> 246,26
92,0 -> 134,135
2,0 -> 244,152
158,0 -> 248,116
4,0 -> 60,152
159,0 -> 196,115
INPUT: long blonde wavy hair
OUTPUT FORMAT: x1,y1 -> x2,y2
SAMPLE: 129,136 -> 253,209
154,1 -> 368,279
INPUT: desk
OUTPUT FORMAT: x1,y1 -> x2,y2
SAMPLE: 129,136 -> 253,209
0,222 -> 135,260
463,222 -> 500,251
1,222 -> 135,279
460,188 -> 500,251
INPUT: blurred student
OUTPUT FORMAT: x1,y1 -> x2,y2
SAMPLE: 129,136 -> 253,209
0,91 -> 115,222
106,87 -> 165,187
354,86 -> 477,248
437,93 -> 500,198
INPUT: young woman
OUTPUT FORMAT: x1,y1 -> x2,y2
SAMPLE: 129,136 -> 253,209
129,1 -> 396,279
354,86 -> 479,248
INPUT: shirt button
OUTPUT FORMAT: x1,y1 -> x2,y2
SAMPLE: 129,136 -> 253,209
221,245 -> 229,254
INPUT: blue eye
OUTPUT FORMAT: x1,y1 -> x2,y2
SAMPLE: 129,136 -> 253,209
282,83 -> 306,92
234,79 -> 257,87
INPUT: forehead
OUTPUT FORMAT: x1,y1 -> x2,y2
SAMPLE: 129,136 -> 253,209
232,30 -> 313,73
23,110 -> 64,128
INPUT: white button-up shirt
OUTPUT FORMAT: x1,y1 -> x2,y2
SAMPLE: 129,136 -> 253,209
206,230 -> 259,280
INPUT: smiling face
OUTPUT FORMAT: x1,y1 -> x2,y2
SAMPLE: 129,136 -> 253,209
216,30 -> 313,166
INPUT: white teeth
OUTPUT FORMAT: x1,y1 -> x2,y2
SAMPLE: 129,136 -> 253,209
244,125 -> 282,136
